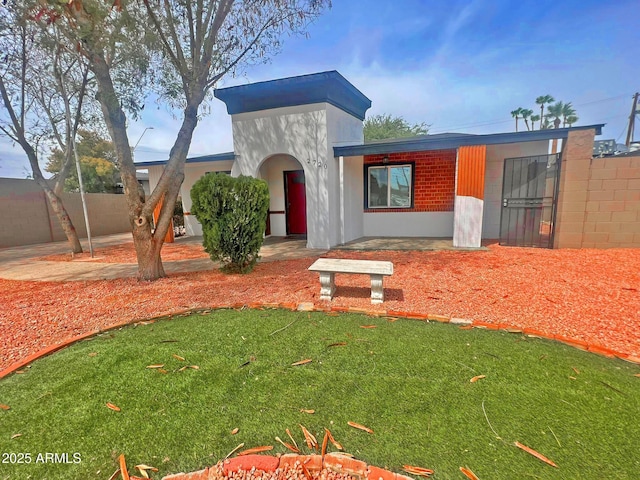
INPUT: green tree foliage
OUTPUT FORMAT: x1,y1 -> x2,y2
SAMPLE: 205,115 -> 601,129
191,174 -> 269,273
513,97 -> 579,130
546,101 -> 565,129
40,0 -> 328,280
45,130 -> 119,193
364,114 -> 429,141
510,107 -> 523,131
520,108 -> 534,131
535,94 -> 555,127
530,114 -> 541,129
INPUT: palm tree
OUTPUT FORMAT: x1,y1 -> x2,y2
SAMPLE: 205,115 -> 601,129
565,114 -> 579,127
535,95 -> 555,129
511,107 -> 524,132
561,102 -> 577,127
546,101 -> 564,129
530,114 -> 541,130
521,109 -> 534,131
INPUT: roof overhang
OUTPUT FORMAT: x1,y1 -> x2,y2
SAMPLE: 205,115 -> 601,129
214,71 -> 372,121
134,152 -> 236,168
334,124 -> 604,157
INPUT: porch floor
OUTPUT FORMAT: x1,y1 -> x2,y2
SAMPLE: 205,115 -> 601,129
336,237 -> 489,251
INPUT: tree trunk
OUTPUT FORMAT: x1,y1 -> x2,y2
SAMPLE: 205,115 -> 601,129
90,51 -> 198,280
40,181 -> 83,253
54,145 -> 74,196
20,133 -> 83,253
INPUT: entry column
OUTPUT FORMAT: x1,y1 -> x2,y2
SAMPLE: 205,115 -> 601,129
453,145 -> 487,248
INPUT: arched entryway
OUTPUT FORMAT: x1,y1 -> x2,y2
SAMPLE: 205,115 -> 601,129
258,154 -> 307,237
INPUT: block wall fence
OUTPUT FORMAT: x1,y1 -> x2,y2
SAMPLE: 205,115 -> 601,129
555,130 -> 640,248
0,178 -> 130,248
364,150 -> 456,212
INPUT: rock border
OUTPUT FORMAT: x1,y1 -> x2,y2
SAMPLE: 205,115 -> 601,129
161,453 -> 413,480
2,301 -> 638,381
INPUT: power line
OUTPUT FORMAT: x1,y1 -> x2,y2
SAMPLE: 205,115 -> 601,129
428,92 -> 634,134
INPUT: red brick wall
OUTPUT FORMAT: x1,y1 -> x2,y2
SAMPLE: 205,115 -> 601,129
364,150 -> 456,212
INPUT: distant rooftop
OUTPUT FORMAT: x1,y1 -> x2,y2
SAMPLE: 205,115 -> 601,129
364,132 -> 476,145
214,71 -> 372,120
134,152 -> 235,168
335,125 -> 604,157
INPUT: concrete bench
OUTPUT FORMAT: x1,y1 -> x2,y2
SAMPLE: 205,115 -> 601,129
308,258 -> 394,304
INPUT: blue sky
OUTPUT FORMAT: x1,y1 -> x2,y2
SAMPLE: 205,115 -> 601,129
1,0 -> 638,178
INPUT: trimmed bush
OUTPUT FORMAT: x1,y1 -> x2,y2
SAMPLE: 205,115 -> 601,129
191,173 -> 269,273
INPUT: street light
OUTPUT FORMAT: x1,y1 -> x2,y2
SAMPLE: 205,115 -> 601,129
133,127 -> 154,152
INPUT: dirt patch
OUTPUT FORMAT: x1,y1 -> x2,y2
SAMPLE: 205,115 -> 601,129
2,244 -> 639,370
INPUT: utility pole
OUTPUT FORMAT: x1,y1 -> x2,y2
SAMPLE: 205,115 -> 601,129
626,92 -> 639,147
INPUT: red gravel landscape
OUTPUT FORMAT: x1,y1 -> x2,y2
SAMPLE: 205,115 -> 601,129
37,241 -> 209,263
2,243 -> 639,370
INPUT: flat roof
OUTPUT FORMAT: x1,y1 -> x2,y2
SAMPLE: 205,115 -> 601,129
134,152 -> 235,168
334,125 -> 604,157
214,70 -> 372,121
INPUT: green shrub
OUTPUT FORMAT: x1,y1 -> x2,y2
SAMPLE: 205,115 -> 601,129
191,173 -> 269,273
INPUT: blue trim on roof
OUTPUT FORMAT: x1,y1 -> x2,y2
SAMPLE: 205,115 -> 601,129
214,71 -> 372,121
334,125 -> 604,157
134,152 -> 236,168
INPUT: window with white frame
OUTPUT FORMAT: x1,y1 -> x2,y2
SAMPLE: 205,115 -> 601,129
367,164 -> 413,208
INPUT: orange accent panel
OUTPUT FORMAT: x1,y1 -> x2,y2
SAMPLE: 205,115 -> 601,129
153,195 -> 175,243
456,145 -> 487,199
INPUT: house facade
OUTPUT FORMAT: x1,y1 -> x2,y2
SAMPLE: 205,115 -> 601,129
136,71 -> 640,249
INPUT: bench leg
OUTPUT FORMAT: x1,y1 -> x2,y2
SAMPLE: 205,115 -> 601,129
318,272 -> 336,301
370,274 -> 384,304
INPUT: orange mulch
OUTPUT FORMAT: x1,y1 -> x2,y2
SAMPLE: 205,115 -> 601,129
1,244 -> 639,370
36,242 -> 209,263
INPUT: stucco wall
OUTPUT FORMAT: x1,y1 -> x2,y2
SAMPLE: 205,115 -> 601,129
342,156 -> 364,243
482,140 -> 551,239
0,178 -> 129,248
363,212 -> 454,237
326,104 -> 365,245
230,102 -> 363,249
229,104 -> 328,248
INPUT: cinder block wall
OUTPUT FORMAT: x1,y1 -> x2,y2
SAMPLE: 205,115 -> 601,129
582,155 -> 640,248
0,178 -> 131,248
0,178 -> 52,248
49,193 -> 131,241
554,130 -> 640,248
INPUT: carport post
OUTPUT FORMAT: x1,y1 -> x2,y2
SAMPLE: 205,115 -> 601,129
339,155 -> 345,245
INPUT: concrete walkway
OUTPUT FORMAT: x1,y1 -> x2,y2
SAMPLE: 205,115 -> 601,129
337,236 -> 489,251
0,234 -> 327,282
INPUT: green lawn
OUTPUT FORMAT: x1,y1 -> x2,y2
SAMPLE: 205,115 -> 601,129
0,309 -> 638,479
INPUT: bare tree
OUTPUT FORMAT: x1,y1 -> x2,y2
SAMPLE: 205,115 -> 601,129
49,0 -> 330,280
0,3 -> 95,253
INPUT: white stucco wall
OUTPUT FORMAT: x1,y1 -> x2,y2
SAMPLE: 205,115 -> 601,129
342,156 -> 364,243
326,104 -> 365,245
230,104 -> 327,248
230,102 -> 363,249
363,212 -> 454,237
482,141 -> 550,239
453,196 -> 484,247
